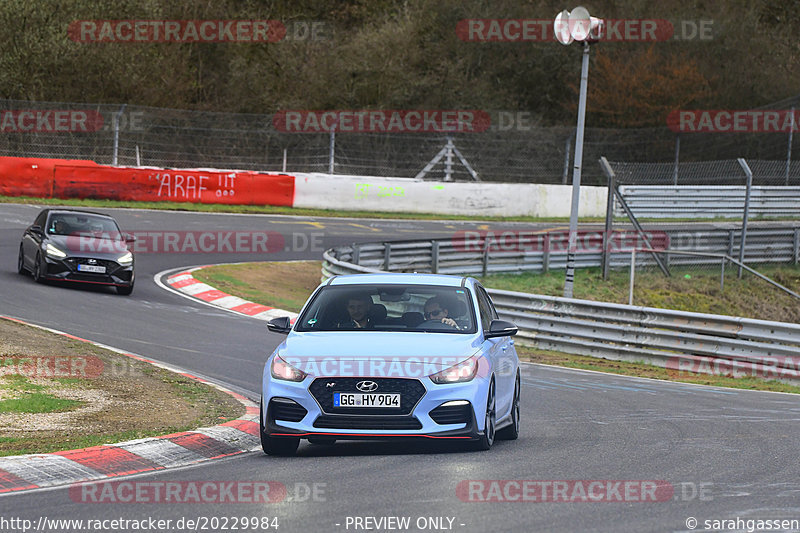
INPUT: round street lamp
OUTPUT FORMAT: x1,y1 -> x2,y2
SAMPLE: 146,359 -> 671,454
554,7 -> 604,298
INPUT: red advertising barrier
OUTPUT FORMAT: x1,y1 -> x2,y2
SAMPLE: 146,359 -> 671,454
0,157 -> 294,206
0,156 -> 98,197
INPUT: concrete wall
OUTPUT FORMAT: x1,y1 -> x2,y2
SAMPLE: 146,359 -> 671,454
292,173 -> 607,217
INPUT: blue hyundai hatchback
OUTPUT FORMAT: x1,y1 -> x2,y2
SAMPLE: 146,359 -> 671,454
260,273 -> 520,455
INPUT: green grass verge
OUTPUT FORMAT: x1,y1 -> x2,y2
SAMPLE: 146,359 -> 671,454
0,375 -> 81,414
0,393 -> 83,414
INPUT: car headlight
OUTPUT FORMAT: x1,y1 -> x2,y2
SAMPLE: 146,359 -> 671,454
270,355 -> 307,382
429,355 -> 480,384
117,251 -> 133,265
45,243 -> 67,259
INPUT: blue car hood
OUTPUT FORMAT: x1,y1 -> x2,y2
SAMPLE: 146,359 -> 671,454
277,331 -> 483,377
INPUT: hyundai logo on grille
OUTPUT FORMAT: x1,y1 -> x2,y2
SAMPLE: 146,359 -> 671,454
356,380 -> 378,392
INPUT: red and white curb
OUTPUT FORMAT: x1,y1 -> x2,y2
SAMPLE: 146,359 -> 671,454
0,316 -> 262,495
160,266 -> 298,322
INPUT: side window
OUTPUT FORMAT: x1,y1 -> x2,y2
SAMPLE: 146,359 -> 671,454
34,211 -> 47,228
475,286 -> 494,332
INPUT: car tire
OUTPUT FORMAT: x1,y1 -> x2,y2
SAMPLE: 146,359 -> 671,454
17,245 -> 27,275
259,398 -> 299,456
116,284 -> 134,296
473,379 -> 496,451
496,373 -> 520,441
33,252 -> 45,283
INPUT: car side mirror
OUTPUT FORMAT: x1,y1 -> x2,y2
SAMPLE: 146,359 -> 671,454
124,233 -> 136,243
485,319 -> 518,339
267,316 -> 292,334
30,225 -> 43,235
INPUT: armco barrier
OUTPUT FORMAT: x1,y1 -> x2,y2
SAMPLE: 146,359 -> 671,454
325,226 -> 800,276
0,156 -> 294,206
617,185 -> 800,219
322,243 -> 800,383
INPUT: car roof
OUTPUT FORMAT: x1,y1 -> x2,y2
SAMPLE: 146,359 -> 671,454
44,208 -> 115,219
326,273 -> 469,287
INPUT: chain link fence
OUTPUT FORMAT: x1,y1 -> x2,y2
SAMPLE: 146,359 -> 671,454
1,98 -> 799,185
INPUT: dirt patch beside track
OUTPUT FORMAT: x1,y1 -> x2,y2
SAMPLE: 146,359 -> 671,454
0,317 -> 243,456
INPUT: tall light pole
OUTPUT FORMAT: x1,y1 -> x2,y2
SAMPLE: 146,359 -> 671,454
554,7 -> 603,298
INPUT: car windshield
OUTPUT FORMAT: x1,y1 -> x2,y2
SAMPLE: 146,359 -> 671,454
47,213 -> 121,238
295,284 -> 477,334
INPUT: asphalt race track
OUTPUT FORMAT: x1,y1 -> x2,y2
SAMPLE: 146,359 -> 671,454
1,203 -> 799,533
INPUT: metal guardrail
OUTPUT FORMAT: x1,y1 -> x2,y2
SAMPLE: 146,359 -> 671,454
488,289 -> 800,383
325,226 -> 800,277
322,236 -> 800,383
616,185 -> 800,218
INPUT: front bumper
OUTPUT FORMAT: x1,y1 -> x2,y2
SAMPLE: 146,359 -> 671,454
42,255 -> 134,287
262,374 -> 489,441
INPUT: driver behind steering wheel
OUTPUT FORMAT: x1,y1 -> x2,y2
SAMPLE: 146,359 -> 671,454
423,297 -> 458,328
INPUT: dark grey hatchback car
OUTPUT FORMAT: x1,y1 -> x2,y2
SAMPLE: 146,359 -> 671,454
18,208 -> 135,295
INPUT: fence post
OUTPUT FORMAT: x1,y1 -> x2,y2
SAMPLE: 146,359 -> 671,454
794,229 -> 799,265
352,244 -> 360,264
112,103 -> 126,166
672,134 -> 680,186
562,132 -> 572,185
737,158 -> 753,278
328,125 -> 336,174
431,240 -> 440,273
599,156 -> 615,280
482,237 -> 493,278
282,148 -> 287,172
787,107 -> 795,186
542,234 -> 551,273
383,242 -> 392,270
720,257 -> 725,291
628,248 -> 636,305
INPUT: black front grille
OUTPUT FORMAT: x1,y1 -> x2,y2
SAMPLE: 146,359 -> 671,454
313,415 -> 422,430
65,258 -> 123,276
309,377 -> 426,415
430,403 -> 472,425
269,398 -> 308,422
